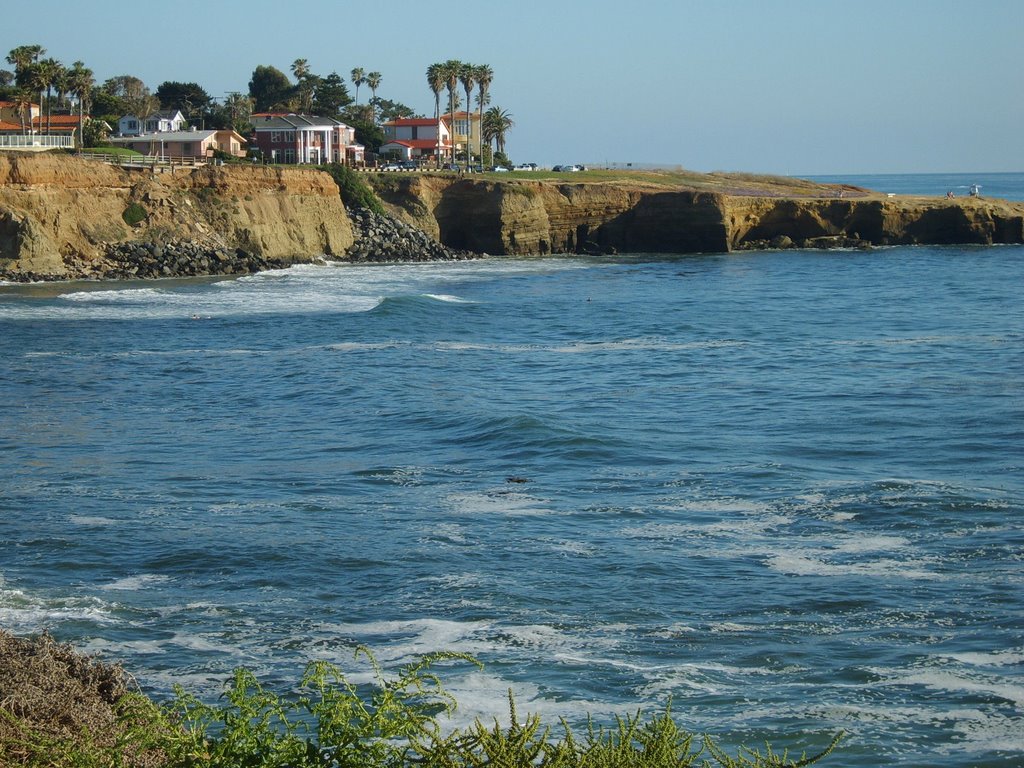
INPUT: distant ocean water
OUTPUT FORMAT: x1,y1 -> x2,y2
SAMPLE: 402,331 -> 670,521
809,171 -> 1024,202
1,173 -> 1022,767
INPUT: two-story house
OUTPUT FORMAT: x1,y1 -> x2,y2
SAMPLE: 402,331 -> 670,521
118,109 -> 187,136
379,117 -> 452,163
250,114 -> 364,165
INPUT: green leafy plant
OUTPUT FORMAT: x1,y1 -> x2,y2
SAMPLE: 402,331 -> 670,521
323,163 -> 386,215
122,202 -> 148,226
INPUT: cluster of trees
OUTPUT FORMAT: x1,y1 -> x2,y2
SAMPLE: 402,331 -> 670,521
1,43 -> 513,160
2,45 -> 94,139
424,60 -> 513,165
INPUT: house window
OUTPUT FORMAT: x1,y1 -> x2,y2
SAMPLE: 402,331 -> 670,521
285,131 -> 296,143
127,120 -> 137,130
284,149 -> 295,164
181,142 -> 192,154
270,131 -> 282,143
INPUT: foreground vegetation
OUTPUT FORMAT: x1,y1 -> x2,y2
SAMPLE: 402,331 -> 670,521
0,630 -> 842,767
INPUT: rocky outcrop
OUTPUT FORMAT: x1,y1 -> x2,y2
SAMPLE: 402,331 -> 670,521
345,207 -> 475,262
0,153 -> 353,280
368,174 -> 1024,256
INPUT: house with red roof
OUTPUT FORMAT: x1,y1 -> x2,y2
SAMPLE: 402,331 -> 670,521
0,101 -> 80,151
379,117 -> 452,163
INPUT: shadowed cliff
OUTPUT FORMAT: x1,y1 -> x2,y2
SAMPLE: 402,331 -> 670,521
367,173 -> 1024,255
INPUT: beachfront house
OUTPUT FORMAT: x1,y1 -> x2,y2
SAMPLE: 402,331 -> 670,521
118,109 -> 187,136
249,114 -> 365,165
380,117 -> 452,163
107,128 -> 247,159
0,102 -> 83,151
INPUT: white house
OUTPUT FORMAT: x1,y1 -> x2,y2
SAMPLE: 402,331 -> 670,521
118,109 -> 187,136
380,117 -> 451,162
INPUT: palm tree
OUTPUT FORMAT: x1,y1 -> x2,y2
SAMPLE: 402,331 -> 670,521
426,63 -> 445,166
440,60 -> 462,163
350,68 -> 365,103
31,58 -> 62,135
458,63 -> 476,166
12,89 -> 33,135
365,72 -> 381,123
474,64 -> 493,162
68,61 -> 94,147
6,44 -> 44,88
291,59 -> 314,113
484,106 -> 514,156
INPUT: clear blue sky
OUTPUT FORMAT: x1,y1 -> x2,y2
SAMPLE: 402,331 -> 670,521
4,0 -> 1022,174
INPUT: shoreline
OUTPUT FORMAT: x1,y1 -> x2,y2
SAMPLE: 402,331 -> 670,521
2,154 -> 1023,283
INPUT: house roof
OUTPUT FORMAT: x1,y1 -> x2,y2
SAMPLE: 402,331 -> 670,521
0,120 -> 25,131
384,117 -> 439,127
108,130 -> 220,142
381,139 -> 449,150
0,101 -> 40,110
253,114 -> 347,130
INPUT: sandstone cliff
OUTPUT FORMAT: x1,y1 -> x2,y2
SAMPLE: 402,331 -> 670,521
368,174 -> 1024,255
3,155 -> 1023,283
0,153 -> 352,279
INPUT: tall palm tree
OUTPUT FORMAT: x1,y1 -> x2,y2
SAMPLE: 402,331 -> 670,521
291,59 -> 314,113
6,44 -> 44,88
350,67 -> 365,104
440,60 -> 462,163
68,61 -> 94,147
458,63 -> 476,166
474,64 -> 493,162
365,72 -> 381,123
426,63 -> 445,166
31,58 -> 62,135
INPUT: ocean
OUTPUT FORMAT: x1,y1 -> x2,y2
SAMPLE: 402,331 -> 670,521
1,173 -> 1022,766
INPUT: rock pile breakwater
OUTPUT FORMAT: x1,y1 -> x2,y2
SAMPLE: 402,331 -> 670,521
344,207 -> 477,262
102,240 -> 289,279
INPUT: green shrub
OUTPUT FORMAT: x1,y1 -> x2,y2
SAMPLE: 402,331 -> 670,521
150,649 -> 842,768
323,163 -> 386,215
122,203 -> 147,226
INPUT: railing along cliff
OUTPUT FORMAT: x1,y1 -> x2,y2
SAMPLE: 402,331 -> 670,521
76,152 -> 209,171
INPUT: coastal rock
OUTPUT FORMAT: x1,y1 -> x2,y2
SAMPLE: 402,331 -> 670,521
0,153 -> 353,281
367,174 -> 1024,256
344,207 -> 474,262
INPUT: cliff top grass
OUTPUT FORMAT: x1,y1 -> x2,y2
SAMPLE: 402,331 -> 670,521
435,167 -> 870,198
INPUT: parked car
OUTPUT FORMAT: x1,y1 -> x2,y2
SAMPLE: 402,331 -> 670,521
513,163 -> 537,171
491,165 -> 510,172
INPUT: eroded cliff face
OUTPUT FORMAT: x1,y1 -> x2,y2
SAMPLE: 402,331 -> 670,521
724,196 -> 1024,248
369,174 -> 1024,256
0,154 -> 353,278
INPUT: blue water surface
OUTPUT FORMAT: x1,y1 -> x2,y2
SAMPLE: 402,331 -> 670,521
2,204 -> 1023,766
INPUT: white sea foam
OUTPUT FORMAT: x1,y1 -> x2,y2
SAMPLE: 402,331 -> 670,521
937,647 -> 1024,667
873,665 -> 1024,707
422,293 -> 475,303
766,552 -> 942,580
69,514 -> 118,526
98,574 -> 172,591
446,490 -> 555,517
